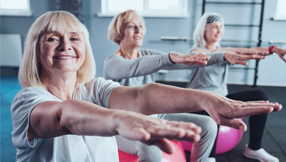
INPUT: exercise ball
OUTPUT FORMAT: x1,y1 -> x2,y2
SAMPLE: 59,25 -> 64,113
118,141 -> 186,162
180,118 -> 243,154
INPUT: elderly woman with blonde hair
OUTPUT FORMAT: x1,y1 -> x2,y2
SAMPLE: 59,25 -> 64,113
103,10 -> 280,162
11,10 -> 281,162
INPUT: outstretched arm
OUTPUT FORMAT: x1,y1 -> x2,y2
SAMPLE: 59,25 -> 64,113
28,99 -> 201,154
109,83 -> 282,131
193,47 -> 268,55
103,52 -> 209,80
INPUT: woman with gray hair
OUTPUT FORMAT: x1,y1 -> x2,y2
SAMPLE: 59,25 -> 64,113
188,12 -> 286,162
103,10 -> 276,162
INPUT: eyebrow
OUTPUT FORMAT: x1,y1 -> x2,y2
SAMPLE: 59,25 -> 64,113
45,31 -> 80,35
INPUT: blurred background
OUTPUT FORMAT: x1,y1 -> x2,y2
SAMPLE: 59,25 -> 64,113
1,0 -> 286,162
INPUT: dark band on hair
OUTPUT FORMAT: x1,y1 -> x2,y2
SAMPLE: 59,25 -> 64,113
206,15 -> 221,24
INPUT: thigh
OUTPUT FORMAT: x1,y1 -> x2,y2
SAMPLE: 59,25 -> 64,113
226,89 -> 268,101
158,113 -> 217,131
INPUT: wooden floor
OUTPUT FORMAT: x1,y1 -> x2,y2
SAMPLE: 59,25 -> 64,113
1,76 -> 286,162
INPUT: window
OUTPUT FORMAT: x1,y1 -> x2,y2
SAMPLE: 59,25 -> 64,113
0,0 -> 31,16
273,0 -> 286,20
99,0 -> 188,18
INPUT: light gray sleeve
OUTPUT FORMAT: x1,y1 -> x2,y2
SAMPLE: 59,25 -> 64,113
11,87 -> 56,149
103,52 -> 175,80
86,78 -> 121,108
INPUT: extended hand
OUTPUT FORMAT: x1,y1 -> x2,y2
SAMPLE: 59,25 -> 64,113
273,47 -> 286,62
114,110 -> 202,154
238,48 -> 269,56
224,51 -> 266,65
169,52 -> 211,65
199,91 -> 282,132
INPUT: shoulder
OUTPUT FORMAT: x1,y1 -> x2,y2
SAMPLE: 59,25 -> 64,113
12,87 -> 59,114
139,48 -> 165,56
75,78 -> 121,107
188,45 -> 206,53
75,78 -> 121,97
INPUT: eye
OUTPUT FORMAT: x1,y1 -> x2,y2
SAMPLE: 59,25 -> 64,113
139,25 -> 143,28
71,37 -> 79,41
47,37 -> 59,42
128,25 -> 135,29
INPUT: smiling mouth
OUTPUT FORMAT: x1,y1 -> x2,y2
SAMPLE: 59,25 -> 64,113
134,36 -> 141,40
53,55 -> 77,59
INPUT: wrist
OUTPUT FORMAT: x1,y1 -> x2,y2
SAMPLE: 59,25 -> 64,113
269,46 -> 277,54
168,53 -> 176,64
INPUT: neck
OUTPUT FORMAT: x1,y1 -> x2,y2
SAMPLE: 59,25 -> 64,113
205,41 -> 218,51
117,44 -> 139,60
40,71 -> 77,100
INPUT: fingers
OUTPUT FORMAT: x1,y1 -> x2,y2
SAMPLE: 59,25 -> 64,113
219,118 -> 247,131
279,55 -> 286,62
231,102 -> 278,118
150,138 -> 175,154
146,123 -> 200,141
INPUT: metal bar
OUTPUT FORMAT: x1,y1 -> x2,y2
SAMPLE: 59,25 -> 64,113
225,24 -> 260,27
253,0 -> 265,87
229,67 -> 256,70
202,0 -> 206,15
160,37 -> 259,43
204,2 -> 262,5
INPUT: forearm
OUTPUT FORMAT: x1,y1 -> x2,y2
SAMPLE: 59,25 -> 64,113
29,99 -> 121,139
136,83 -> 205,114
60,99 -> 119,136
104,54 -> 174,80
166,52 -> 226,70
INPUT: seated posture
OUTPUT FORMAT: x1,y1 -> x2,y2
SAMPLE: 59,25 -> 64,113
104,10 -> 275,162
11,11 -> 282,162
187,12 -> 286,162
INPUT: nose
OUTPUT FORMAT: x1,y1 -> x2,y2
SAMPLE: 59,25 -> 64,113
134,26 -> 140,33
57,39 -> 72,51
217,27 -> 222,33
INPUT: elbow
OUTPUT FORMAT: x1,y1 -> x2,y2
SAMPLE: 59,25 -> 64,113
56,101 -> 74,135
136,83 -> 158,115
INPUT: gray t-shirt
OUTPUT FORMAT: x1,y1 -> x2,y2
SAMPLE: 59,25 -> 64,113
104,48 -> 226,87
11,78 -> 120,162
186,46 -> 229,96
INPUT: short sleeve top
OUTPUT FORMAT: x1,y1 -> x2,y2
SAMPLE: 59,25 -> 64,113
11,78 -> 120,162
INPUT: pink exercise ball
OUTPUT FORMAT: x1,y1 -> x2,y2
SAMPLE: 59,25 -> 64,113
180,118 -> 243,154
118,141 -> 186,162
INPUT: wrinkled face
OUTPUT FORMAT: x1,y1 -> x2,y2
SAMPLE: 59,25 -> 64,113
204,21 -> 224,44
39,30 -> 86,75
120,14 -> 146,48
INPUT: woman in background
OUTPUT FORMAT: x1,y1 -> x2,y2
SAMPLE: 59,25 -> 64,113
103,10 -> 274,162
188,12 -> 286,162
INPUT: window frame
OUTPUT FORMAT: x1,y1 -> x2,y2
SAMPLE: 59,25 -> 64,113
0,0 -> 32,16
99,0 -> 189,18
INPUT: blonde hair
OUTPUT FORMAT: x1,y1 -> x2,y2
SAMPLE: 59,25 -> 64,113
107,10 -> 145,44
19,11 -> 96,88
192,12 -> 224,48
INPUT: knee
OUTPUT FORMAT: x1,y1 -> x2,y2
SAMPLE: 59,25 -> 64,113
137,144 -> 162,162
200,116 -> 218,139
250,90 -> 268,100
